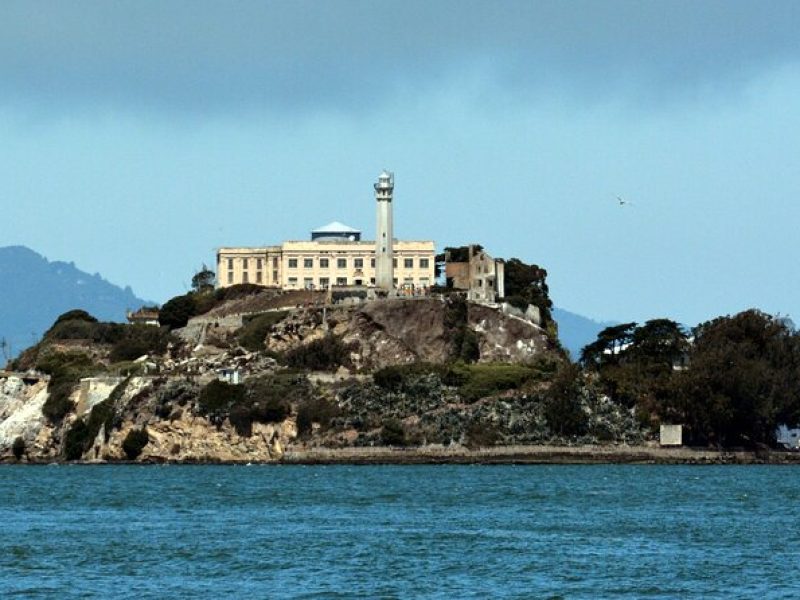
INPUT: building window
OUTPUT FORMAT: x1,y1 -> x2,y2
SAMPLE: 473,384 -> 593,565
272,270 -> 278,283
371,258 -> 375,268
288,259 -> 298,268
227,258 -> 233,270
242,258 -> 249,270
337,258 -> 347,269
370,278 -> 375,285
272,257 -> 278,268
393,278 -> 398,286
319,277 -> 330,288
336,277 -> 347,286
304,258 -> 313,268
420,258 -> 429,269
320,258 -> 329,268
404,258 -> 413,268
242,272 -> 249,283
304,277 -> 314,289
256,258 -> 263,270
404,277 -> 413,284
354,258 -> 363,269
256,271 -> 263,283
288,277 -> 298,286
420,277 -> 430,285
393,258 -> 398,268
227,271 -> 233,284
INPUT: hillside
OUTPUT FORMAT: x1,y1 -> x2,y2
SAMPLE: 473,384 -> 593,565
0,292 -> 650,463
0,246 -> 150,359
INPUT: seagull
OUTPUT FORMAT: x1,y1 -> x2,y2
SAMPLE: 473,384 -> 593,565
616,196 -> 634,207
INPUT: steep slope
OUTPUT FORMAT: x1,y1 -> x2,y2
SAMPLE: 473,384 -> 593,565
0,246 -> 150,359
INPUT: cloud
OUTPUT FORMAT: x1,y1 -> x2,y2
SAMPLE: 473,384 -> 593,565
1,0 -> 799,115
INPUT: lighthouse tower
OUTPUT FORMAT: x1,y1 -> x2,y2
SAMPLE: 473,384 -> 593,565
374,170 -> 394,291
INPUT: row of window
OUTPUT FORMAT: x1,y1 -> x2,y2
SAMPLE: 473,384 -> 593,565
287,257 -> 430,269
225,257 -> 280,270
226,270 -> 279,285
286,276 -> 431,289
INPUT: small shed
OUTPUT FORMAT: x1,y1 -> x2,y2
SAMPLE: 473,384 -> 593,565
659,424 -> 683,447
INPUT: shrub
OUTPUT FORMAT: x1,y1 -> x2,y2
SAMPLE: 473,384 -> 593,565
456,363 -> 538,402
284,335 -> 354,371
38,352 -> 102,423
62,379 -> 130,459
109,325 -> 173,362
197,374 -> 308,435
229,404 -> 253,437
122,428 -> 149,460
36,351 -> 96,376
12,437 -> 25,460
159,294 -> 197,329
465,421 -> 500,449
246,373 -> 307,422
459,329 -> 481,363
63,420 -> 91,460
296,397 -> 340,436
50,309 -> 98,328
544,363 -> 588,437
237,311 -> 288,352
198,380 -> 245,417
381,418 -> 406,446
43,373 -> 79,423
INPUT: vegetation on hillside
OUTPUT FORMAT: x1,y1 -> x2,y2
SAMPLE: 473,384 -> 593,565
580,310 -> 800,447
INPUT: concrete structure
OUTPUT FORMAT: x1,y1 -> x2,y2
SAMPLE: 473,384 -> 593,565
445,245 -> 505,303
374,170 -> 394,291
659,424 -> 683,447
218,239 -> 435,291
216,172 -> 434,292
126,308 -> 160,326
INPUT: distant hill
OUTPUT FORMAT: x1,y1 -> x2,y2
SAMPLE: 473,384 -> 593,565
552,307 -> 616,360
0,246 -> 150,359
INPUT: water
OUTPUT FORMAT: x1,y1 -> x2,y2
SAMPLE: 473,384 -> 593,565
0,465 -> 798,599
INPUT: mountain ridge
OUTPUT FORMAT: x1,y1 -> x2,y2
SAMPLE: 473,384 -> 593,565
0,245 -> 150,358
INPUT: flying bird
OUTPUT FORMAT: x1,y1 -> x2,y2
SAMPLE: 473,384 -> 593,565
616,196 -> 634,207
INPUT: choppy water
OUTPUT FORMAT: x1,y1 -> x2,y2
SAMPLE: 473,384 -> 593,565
1,465 -> 798,598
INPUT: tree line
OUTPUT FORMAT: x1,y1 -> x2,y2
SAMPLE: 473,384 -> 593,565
579,310 -> 800,447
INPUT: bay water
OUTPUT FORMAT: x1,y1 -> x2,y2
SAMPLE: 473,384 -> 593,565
1,465 -> 798,598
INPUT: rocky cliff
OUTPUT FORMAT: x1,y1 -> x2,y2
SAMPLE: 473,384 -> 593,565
0,294 -> 647,463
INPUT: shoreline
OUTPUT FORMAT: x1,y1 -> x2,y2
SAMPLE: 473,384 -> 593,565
5,444 -> 800,465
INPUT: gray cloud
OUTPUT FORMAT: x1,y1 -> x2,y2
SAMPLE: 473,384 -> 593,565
1,0 -> 799,114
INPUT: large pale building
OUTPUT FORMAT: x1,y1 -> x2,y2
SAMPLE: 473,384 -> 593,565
216,172 -> 435,291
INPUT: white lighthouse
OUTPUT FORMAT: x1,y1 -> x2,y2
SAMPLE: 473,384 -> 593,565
374,170 -> 394,291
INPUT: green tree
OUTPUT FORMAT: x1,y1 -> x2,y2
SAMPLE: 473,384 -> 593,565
674,310 -> 800,447
158,294 -> 197,329
502,258 -> 553,325
191,265 -> 216,293
544,363 -> 588,437
630,319 -> 689,369
580,322 -> 637,368
12,436 -> 25,461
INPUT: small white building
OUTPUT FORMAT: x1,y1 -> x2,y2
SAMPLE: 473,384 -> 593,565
659,424 -> 683,447
776,425 -> 800,449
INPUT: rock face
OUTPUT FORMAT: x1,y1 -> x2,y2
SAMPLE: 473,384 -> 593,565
267,297 -> 551,370
0,296 -> 561,463
0,374 -> 300,463
0,377 -> 49,452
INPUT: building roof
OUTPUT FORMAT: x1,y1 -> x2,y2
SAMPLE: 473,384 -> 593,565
311,221 -> 361,234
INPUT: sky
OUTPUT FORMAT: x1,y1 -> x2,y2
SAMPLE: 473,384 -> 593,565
1,0 -> 799,327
